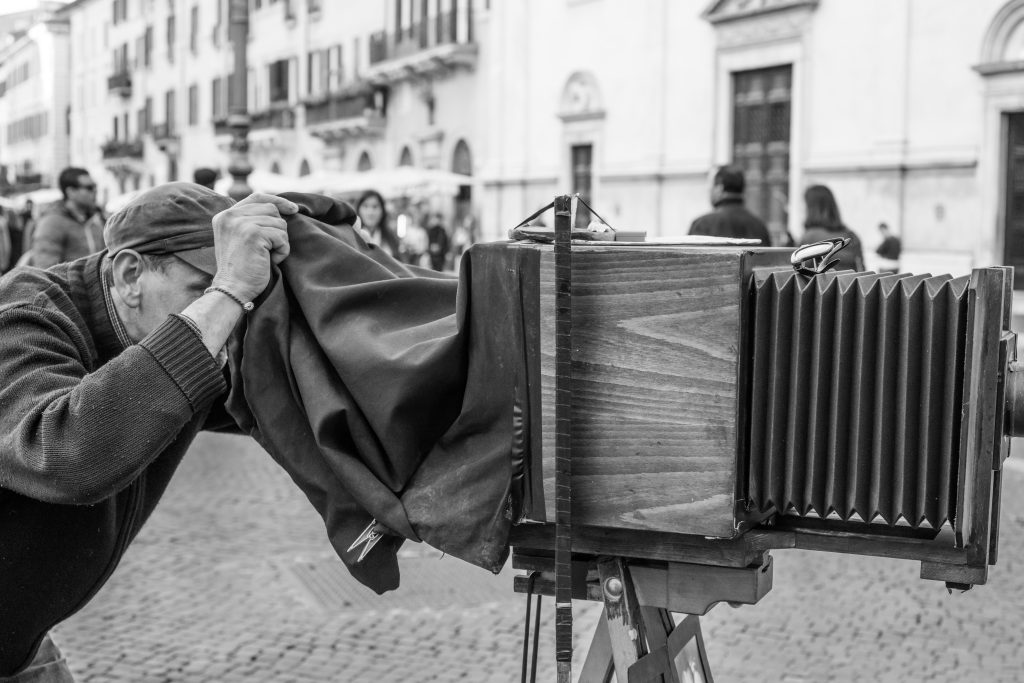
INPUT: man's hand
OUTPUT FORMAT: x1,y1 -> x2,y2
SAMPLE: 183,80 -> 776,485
210,193 -> 299,302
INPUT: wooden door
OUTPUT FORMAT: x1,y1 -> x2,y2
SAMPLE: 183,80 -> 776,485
1004,113 -> 1024,289
733,65 -> 792,246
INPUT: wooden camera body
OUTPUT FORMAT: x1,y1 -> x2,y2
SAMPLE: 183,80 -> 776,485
486,240 -> 1017,588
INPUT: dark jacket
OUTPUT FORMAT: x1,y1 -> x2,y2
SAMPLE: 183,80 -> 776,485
689,197 -> 772,245
225,194 -> 517,594
800,225 -> 865,272
31,202 -> 105,269
0,254 -> 227,676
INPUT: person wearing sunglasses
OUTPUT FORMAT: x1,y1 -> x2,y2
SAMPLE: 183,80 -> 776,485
29,167 -> 105,270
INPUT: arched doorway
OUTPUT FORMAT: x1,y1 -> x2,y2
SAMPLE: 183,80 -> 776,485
270,161 -> 281,174
357,151 -> 373,171
298,158 -> 311,176
398,146 -> 414,167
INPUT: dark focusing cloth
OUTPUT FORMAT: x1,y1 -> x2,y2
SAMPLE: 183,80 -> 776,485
224,194 -> 521,593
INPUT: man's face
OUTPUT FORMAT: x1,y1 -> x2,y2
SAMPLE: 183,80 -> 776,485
134,256 -> 212,338
68,174 -> 97,208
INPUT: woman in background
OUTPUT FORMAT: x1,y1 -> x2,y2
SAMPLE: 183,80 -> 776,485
799,184 -> 865,272
355,189 -> 401,258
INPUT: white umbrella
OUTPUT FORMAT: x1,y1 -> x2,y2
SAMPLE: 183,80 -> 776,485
214,169 -> 307,195
298,167 -> 472,199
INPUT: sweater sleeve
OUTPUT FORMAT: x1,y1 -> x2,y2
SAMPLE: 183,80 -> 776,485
0,307 -> 226,504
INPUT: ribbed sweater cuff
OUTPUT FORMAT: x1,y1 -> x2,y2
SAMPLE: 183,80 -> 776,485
139,316 -> 226,409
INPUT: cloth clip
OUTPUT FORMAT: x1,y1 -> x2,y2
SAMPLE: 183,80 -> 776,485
347,519 -> 387,564
790,237 -> 852,276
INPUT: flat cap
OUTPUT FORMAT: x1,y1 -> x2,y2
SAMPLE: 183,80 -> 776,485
104,182 -> 235,275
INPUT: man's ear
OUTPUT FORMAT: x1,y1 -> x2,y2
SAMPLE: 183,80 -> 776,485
110,250 -> 145,308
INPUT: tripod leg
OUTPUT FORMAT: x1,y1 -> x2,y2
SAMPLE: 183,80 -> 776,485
579,615 -> 615,683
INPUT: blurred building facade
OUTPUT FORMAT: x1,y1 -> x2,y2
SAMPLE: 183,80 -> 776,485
0,10 -> 70,194
8,0 -> 1024,284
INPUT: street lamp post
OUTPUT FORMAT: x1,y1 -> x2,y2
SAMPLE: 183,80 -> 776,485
227,0 -> 252,200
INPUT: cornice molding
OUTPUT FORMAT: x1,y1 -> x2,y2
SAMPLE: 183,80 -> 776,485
702,0 -> 819,25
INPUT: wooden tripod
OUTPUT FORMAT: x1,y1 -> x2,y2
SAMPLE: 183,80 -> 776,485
513,550 -> 773,681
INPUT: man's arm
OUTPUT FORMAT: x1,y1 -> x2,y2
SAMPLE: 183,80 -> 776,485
0,308 -> 224,505
30,214 -> 66,269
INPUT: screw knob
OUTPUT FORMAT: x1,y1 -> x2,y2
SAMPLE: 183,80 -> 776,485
604,577 -> 623,601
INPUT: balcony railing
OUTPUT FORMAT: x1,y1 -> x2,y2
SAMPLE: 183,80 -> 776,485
250,106 -> 296,131
304,87 -> 384,127
101,138 -> 144,159
108,70 -> 132,97
368,10 -> 470,65
151,122 -> 177,140
14,173 -> 42,186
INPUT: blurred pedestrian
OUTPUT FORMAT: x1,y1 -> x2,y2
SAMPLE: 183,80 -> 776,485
426,212 -> 450,271
0,182 -> 298,680
7,199 -> 33,269
31,167 -> 104,269
0,208 -> 10,274
192,167 -> 219,191
799,184 -> 865,271
355,189 -> 401,258
875,221 -> 901,273
400,205 -> 429,267
450,214 -> 475,272
689,165 -> 772,245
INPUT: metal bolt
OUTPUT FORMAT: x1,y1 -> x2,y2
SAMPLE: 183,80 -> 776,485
604,577 -> 623,602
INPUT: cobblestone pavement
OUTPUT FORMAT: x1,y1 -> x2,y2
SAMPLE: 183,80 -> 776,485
53,433 -> 1024,682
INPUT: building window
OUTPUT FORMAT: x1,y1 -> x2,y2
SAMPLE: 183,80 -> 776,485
190,6 -> 199,54
112,0 -> 127,25
328,45 -> 342,92
357,150 -> 372,171
732,64 -> 792,243
143,26 -> 153,67
571,144 -> 593,228
212,77 -> 224,119
188,84 -> 198,125
113,116 -> 119,140
167,14 -> 176,63
165,89 -> 177,133
268,59 -> 289,104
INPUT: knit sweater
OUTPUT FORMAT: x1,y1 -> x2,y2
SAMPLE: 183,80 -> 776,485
0,252 -> 227,676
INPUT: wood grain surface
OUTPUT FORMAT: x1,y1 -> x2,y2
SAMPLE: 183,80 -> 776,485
523,244 -> 767,538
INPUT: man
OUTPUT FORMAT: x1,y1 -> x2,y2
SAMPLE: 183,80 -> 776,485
875,221 -> 901,273
30,168 -> 105,269
425,211 -> 450,271
0,182 -> 297,680
192,167 -> 218,191
689,165 -> 772,245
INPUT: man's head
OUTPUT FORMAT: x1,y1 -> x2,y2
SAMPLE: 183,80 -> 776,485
878,221 -> 890,234
58,167 -> 96,211
192,167 -> 218,190
711,165 -> 745,205
104,182 -> 235,341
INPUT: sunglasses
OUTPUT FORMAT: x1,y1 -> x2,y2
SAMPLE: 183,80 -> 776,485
75,183 -> 97,191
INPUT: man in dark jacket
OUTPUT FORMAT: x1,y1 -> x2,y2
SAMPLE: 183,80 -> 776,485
0,182 -> 297,680
689,165 -> 772,245
30,167 -> 105,269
